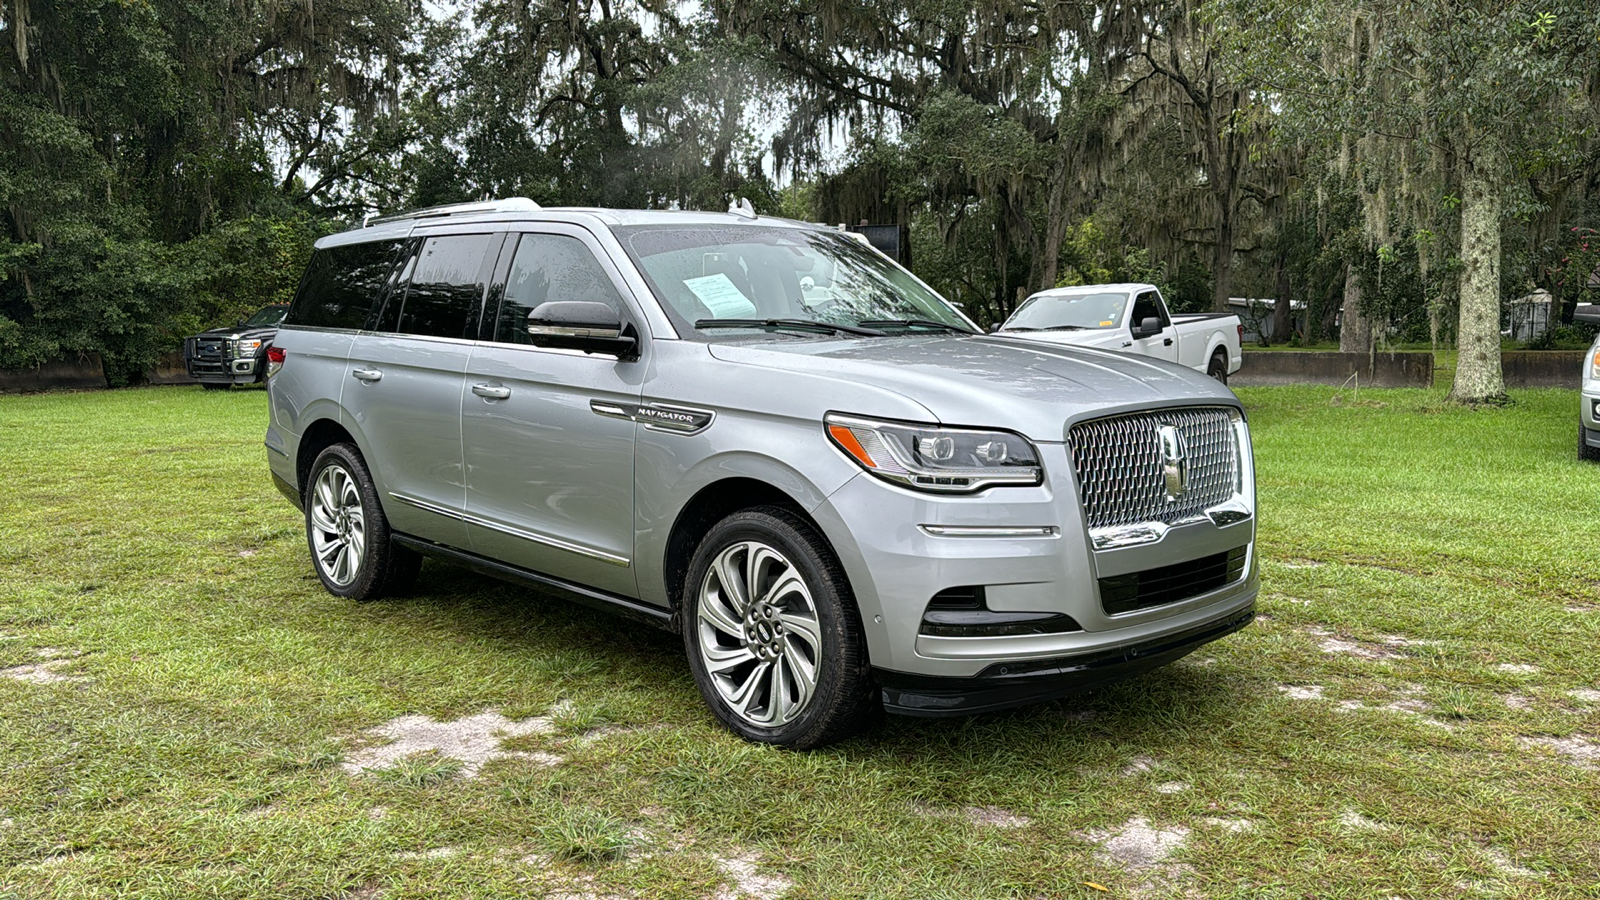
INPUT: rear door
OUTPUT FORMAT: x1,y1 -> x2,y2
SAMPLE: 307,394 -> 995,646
461,226 -> 646,597
1128,289 -> 1180,364
343,229 -> 504,547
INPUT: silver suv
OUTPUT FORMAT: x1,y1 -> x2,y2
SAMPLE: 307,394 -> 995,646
264,198 -> 1259,748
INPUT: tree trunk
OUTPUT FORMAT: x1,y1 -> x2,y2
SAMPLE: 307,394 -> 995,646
1272,259 -> 1292,344
1448,157 -> 1507,404
1339,265 -> 1371,353
1211,213 -> 1234,313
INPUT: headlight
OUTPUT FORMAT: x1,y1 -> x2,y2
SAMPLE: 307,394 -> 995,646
236,339 -> 263,356
824,413 -> 1042,493
1591,348 -> 1600,381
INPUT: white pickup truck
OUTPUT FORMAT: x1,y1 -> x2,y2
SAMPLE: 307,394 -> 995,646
994,282 -> 1243,383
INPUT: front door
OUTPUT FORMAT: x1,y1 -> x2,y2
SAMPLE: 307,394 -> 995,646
1128,289 -> 1179,364
462,226 -> 646,598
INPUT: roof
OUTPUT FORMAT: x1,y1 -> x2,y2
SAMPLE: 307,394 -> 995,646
317,198 -> 826,249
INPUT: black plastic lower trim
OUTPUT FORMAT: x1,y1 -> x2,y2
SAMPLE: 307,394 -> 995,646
874,605 -> 1255,717
390,533 -> 675,631
271,469 -> 303,511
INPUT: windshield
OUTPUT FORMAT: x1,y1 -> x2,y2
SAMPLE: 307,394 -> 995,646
1002,292 -> 1128,331
244,306 -> 288,328
612,224 -> 975,337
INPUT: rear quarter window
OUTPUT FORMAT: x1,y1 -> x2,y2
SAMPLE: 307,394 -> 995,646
285,240 -> 404,330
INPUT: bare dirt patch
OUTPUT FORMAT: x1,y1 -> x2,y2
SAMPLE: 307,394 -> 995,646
393,847 -> 460,860
1200,817 -> 1255,833
0,660 -> 86,685
1153,782 -> 1189,795
962,806 -> 1032,828
1495,663 -> 1540,674
1481,847 -> 1541,879
1504,694 -> 1533,710
1121,755 -> 1158,776
1307,628 -> 1401,661
1278,684 -> 1325,701
712,851 -> 792,900
1085,817 -> 1190,869
342,709 -> 561,778
1566,689 -> 1600,704
1338,810 -> 1391,832
1518,735 -> 1600,769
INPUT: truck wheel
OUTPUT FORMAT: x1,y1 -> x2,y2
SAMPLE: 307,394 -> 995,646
305,443 -> 421,601
682,507 -> 879,749
1207,352 -> 1229,384
1581,423 -> 1600,462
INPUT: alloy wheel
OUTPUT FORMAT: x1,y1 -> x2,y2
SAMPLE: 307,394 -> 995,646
695,540 -> 823,727
308,463 -> 366,587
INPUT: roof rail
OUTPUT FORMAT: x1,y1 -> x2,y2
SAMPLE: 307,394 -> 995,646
364,197 -> 541,228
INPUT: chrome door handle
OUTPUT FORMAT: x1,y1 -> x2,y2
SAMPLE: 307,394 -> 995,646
471,383 -> 511,400
351,368 -> 383,383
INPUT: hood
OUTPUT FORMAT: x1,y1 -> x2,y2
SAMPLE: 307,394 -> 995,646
192,323 -> 281,341
705,334 -> 1238,441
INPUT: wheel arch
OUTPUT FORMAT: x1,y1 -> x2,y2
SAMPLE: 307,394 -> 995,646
661,477 -> 824,620
295,418 -> 359,500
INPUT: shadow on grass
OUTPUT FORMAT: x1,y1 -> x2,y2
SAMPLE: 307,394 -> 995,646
353,558 -> 1260,770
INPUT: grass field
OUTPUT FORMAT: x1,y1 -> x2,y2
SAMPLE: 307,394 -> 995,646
1,385 -> 1597,899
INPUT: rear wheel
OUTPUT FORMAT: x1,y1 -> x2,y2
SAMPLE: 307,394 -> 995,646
1581,423 -> 1600,462
1207,351 -> 1229,384
682,507 -> 878,749
305,443 -> 421,600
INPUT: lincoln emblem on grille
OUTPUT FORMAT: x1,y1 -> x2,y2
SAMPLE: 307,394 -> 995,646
1157,423 -> 1188,501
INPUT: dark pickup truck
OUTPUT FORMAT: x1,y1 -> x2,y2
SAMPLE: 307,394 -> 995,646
183,305 -> 288,390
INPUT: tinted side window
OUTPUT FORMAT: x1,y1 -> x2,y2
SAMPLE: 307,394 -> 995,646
1132,291 -> 1168,328
286,240 -> 402,330
394,235 -> 495,339
494,234 -> 626,345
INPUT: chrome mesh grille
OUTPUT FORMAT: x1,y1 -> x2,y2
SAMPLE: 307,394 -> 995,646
1067,407 -> 1239,530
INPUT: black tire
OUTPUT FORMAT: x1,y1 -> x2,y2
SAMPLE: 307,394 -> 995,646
1207,351 -> 1229,384
681,507 -> 879,749
201,382 -> 230,392
304,443 -> 421,601
1581,423 -> 1600,462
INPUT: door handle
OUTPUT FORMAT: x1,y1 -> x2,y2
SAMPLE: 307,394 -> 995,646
1163,338 -> 1174,346
351,368 -> 383,383
1121,341 -> 1133,348
471,382 -> 511,400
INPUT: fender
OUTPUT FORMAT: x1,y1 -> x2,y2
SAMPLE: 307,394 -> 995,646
634,448 -> 855,608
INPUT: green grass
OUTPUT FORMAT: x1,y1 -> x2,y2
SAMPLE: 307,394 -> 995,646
1,385 -> 1597,898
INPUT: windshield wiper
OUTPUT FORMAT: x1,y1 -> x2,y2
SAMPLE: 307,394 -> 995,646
695,318 -> 886,337
857,318 -> 978,335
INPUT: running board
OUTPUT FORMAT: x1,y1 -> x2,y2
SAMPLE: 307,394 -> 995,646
390,533 -> 675,632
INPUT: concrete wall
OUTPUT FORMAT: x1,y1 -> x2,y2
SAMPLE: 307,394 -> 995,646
1233,351 -> 1433,388
146,351 -> 197,385
1500,351 -> 1585,389
0,354 -> 108,393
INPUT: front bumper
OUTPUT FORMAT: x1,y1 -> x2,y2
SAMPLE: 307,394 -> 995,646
877,604 -> 1255,716
810,441 -> 1259,684
1581,388 -> 1600,436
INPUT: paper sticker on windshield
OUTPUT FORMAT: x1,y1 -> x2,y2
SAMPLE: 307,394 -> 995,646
684,274 -> 758,318
1099,320 -> 1114,326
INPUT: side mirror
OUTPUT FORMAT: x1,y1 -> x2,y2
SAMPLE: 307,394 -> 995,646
527,301 -> 638,358
1131,316 -> 1164,338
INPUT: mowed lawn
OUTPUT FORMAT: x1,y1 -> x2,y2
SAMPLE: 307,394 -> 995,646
1,384 -> 1597,899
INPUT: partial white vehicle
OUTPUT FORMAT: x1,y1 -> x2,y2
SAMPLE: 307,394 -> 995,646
1581,333 -> 1600,462
995,283 -> 1243,383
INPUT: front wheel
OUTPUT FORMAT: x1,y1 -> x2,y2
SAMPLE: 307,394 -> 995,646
1207,351 -> 1229,384
682,508 -> 878,749
304,444 -> 421,600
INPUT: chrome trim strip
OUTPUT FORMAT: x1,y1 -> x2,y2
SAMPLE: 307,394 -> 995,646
389,493 -> 466,521
587,400 -> 714,434
919,525 -> 1059,538
389,493 -> 630,567
1088,504 -> 1253,550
